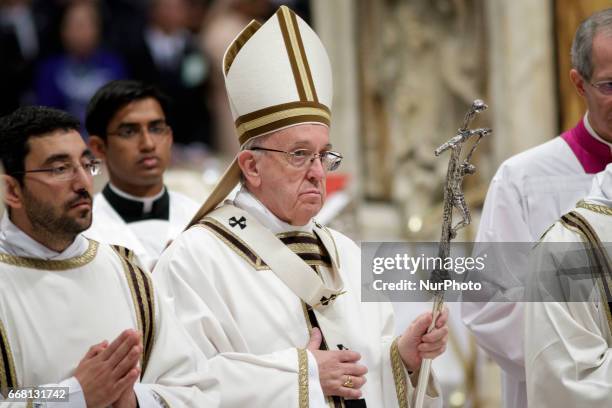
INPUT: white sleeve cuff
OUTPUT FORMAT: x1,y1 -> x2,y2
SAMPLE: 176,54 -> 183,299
134,383 -> 163,408
306,350 -> 327,408
42,377 -> 86,408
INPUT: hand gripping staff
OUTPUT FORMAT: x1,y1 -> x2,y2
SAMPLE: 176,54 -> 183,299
413,100 -> 491,408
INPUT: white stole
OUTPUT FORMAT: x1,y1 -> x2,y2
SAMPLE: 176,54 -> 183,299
205,204 -> 351,349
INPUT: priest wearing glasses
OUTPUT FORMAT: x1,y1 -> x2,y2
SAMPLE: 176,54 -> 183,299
0,106 -> 218,406
154,5 -> 446,408
84,80 -> 199,270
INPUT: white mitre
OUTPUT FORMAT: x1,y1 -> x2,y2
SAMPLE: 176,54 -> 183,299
188,5 -> 333,226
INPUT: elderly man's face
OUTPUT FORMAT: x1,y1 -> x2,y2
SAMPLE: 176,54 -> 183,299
249,124 -> 329,226
572,32 -> 612,142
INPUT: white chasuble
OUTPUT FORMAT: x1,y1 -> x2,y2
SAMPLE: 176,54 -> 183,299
525,202 -> 612,407
462,114 -> 612,408
0,237 -> 219,407
154,189 -> 441,408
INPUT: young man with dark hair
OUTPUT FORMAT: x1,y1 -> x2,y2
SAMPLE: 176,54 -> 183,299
0,106 -> 91,248
0,106 -> 218,406
85,80 -> 198,270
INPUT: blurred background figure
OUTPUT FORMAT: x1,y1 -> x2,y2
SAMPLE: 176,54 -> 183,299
102,0 -> 149,53
184,0 -> 211,35
120,0 -> 213,150
200,0 -> 273,156
0,0 -> 40,115
34,0 -> 126,130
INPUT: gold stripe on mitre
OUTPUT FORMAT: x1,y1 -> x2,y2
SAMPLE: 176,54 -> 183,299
277,6 -> 318,103
223,20 -> 263,76
236,101 -> 330,144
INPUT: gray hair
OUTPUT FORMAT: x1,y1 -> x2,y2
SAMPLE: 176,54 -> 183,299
238,133 -> 272,183
240,133 -> 271,151
571,8 -> 612,80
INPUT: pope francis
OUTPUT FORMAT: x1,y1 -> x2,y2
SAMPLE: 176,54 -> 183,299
154,5 -> 447,408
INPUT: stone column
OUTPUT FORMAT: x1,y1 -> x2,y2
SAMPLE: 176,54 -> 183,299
310,0 -> 361,195
485,0 -> 557,167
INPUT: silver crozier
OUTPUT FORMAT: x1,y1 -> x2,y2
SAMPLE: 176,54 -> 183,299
413,99 -> 491,408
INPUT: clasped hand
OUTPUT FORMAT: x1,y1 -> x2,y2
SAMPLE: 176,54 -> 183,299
74,329 -> 142,408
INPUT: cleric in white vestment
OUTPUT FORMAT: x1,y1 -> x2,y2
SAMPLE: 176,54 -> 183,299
462,9 -> 612,407
83,80 -> 199,270
525,163 -> 612,407
0,106 -> 218,407
154,5 -> 447,408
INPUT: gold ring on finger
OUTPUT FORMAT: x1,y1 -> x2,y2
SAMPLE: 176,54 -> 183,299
342,375 -> 354,388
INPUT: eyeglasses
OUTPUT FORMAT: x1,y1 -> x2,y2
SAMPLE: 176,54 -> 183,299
13,159 -> 102,181
107,122 -> 171,140
250,147 -> 343,171
588,80 -> 612,96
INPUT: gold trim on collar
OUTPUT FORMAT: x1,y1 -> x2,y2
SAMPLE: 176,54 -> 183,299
577,200 -> 612,216
0,240 -> 98,270
391,337 -> 409,408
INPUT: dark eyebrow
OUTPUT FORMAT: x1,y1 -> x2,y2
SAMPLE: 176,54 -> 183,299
41,149 -> 93,166
118,118 -> 167,127
41,154 -> 71,166
116,123 -> 140,129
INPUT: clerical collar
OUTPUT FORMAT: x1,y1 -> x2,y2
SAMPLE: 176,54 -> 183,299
0,213 -> 89,259
561,114 -> 612,174
233,186 -> 315,235
103,183 -> 170,223
584,114 -> 612,149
